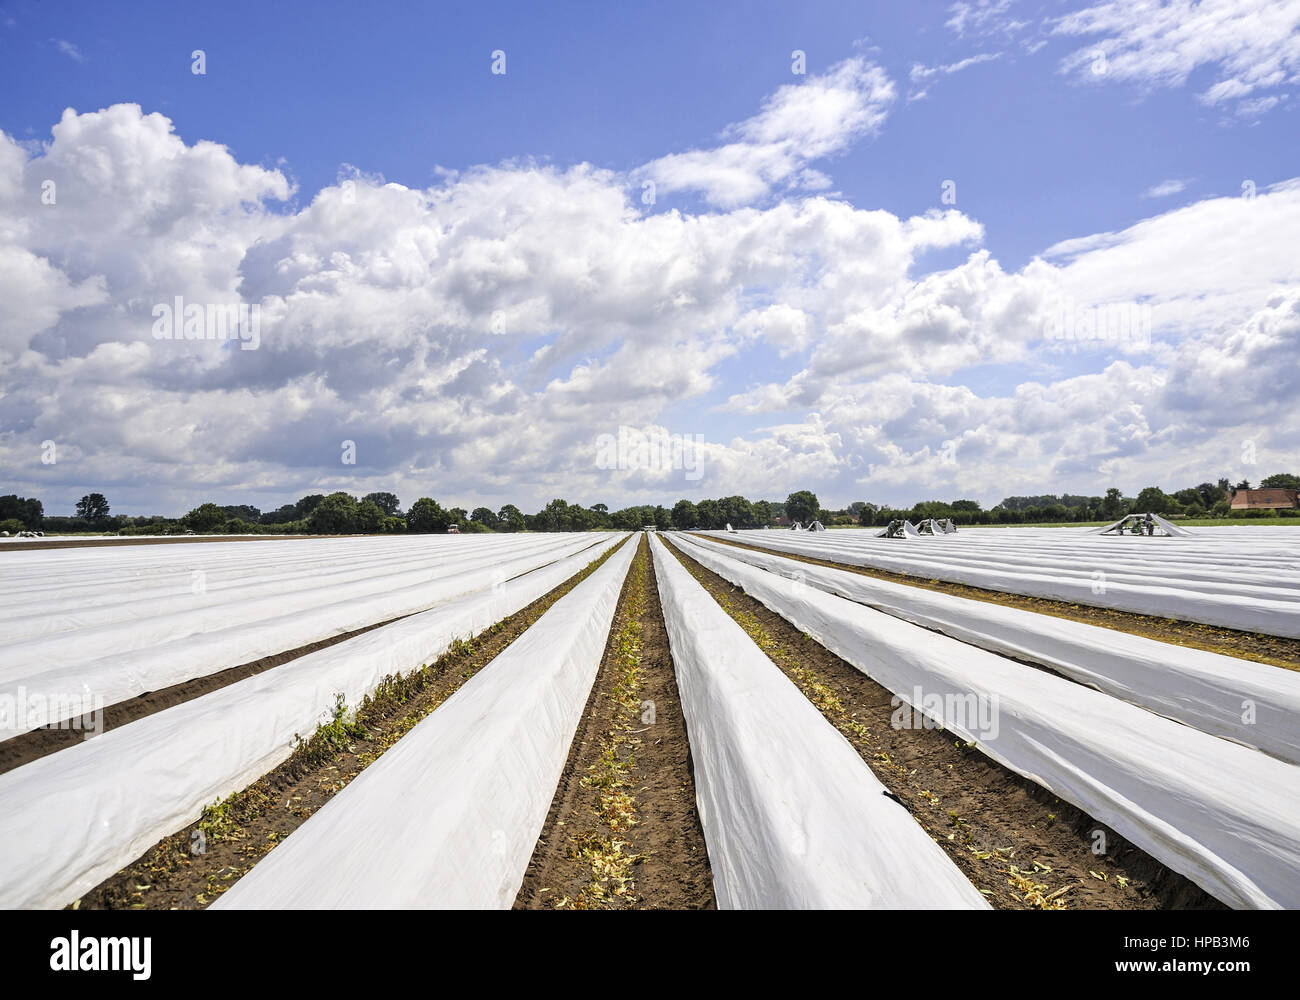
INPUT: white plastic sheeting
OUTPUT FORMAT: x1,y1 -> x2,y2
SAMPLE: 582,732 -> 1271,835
0,534 -> 536,632
650,536 -> 988,909
0,534 -> 628,909
717,529 -> 1300,596
706,526 -> 1300,637
0,533 -> 573,657
1,534 -> 596,738
667,533 -> 1300,909
215,535 -> 638,909
678,533 -> 1300,764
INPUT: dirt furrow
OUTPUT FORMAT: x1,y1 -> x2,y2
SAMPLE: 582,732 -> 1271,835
666,540 -> 1224,911
0,613 -> 410,776
515,536 -> 715,909
73,542 -> 623,910
698,532 -> 1300,669
4,540 -> 611,776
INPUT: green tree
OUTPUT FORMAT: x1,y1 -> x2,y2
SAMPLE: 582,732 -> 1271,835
533,499 -> 574,532
260,504 -> 300,525
0,495 -> 43,528
219,504 -> 261,522
497,504 -> 525,532
355,500 -> 386,533
471,506 -> 499,530
693,499 -> 721,529
1260,473 -> 1300,490
718,495 -> 755,528
182,502 -> 226,533
309,492 -> 360,534
1134,486 -> 1169,514
1193,482 -> 1225,506
784,490 -> 819,525
75,493 -> 110,521
1100,488 -> 1126,518
672,499 -> 699,529
296,494 -> 326,517
362,492 -> 402,516
407,497 -> 451,533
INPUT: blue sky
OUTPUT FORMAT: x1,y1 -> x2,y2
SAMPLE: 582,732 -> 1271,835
1,0 -> 1298,515
7,1 -> 1292,262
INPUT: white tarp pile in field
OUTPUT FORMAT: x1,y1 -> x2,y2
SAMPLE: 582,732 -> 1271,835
0,534 -> 597,738
678,533 -> 1300,764
215,535 -> 638,909
708,527 -> 1300,638
0,534 -> 628,909
651,535 -> 989,909
1093,513 -> 1193,537
874,520 -> 920,538
666,533 -> 1300,909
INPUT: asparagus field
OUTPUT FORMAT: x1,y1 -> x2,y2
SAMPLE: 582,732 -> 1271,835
1,526 -> 1297,910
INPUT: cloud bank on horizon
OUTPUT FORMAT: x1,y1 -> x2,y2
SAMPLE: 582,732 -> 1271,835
1,0 -> 1298,516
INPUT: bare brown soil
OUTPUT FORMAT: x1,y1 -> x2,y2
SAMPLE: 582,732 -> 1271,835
72,542 -> 622,910
515,536 -> 715,909
667,542 -> 1225,911
0,613 -> 412,777
701,533 -> 1300,670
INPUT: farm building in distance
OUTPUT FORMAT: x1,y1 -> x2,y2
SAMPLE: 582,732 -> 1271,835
1230,488 -> 1300,510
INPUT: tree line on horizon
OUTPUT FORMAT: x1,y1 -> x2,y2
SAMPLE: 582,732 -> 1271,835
3,474 -> 1299,536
